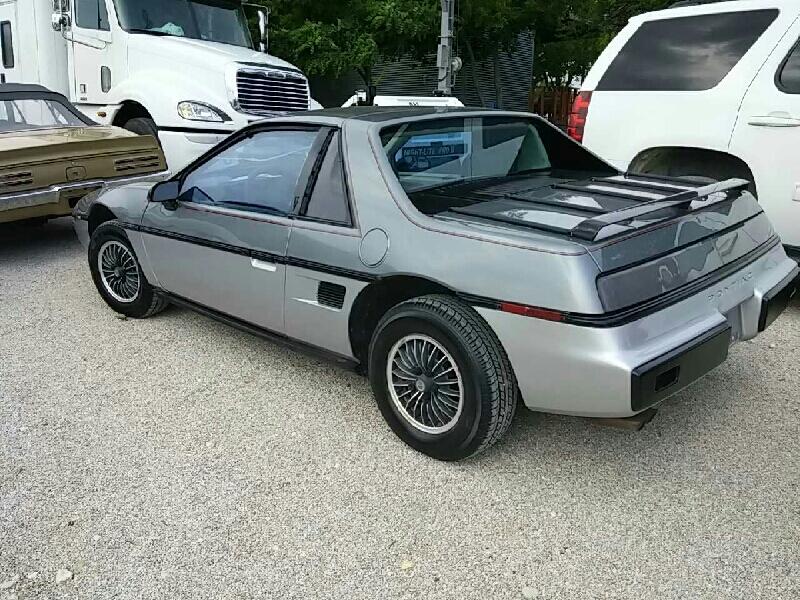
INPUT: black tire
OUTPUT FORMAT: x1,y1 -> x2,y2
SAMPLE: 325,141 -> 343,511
88,220 -> 168,318
368,295 -> 518,461
122,117 -> 160,146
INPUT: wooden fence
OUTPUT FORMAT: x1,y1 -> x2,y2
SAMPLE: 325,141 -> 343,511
529,87 -> 578,129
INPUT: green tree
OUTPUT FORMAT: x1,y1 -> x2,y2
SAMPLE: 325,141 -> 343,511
257,0 -> 440,88
532,0 -> 672,87
248,0 -> 673,102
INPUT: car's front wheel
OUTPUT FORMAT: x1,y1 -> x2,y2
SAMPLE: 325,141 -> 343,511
369,295 -> 518,461
88,220 -> 168,318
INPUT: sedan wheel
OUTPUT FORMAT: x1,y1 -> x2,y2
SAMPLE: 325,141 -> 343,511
88,220 -> 169,319
387,334 -> 464,434
369,295 -> 518,461
98,240 -> 141,303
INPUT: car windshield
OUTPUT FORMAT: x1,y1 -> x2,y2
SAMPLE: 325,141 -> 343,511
0,98 -> 86,133
114,0 -> 253,49
380,116 -> 553,193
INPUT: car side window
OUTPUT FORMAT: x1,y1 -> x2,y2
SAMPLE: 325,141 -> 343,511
778,41 -> 800,94
180,129 -> 320,215
76,0 -> 110,31
301,132 -> 352,226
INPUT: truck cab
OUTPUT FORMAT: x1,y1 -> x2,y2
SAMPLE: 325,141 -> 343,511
0,0 -> 319,171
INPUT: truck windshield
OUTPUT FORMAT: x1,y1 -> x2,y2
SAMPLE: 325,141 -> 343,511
114,0 -> 253,49
0,99 -> 87,133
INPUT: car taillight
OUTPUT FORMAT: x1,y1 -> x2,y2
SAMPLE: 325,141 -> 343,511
567,91 -> 592,144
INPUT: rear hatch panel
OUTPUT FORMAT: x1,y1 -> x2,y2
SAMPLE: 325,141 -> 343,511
414,172 -> 776,316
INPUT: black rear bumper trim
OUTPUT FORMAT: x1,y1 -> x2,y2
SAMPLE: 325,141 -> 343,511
759,269 -> 799,332
631,323 -> 732,412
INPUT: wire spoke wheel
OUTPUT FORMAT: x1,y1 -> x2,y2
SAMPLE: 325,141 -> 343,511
98,240 -> 140,304
386,334 -> 464,434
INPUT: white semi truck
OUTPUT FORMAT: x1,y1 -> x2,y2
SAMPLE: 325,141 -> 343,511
0,0 -> 321,170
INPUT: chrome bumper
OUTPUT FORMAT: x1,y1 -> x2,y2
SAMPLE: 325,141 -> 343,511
0,171 -> 170,213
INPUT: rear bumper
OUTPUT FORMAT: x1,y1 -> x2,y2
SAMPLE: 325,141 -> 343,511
630,323 -> 731,412
1,171 -> 169,224
759,270 -> 799,332
478,245 -> 798,418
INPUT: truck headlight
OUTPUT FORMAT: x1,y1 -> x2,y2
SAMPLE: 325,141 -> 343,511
177,101 -> 231,122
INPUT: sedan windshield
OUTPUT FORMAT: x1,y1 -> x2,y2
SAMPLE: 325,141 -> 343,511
114,0 -> 253,49
381,116 -> 553,193
0,99 -> 87,133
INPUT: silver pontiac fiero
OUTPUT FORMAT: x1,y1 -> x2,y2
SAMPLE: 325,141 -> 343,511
74,107 -> 799,461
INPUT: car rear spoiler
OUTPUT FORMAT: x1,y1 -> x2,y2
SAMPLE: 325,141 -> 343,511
569,178 -> 751,242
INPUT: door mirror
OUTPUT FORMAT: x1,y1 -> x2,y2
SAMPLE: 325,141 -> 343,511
149,180 -> 180,207
256,8 -> 269,53
244,4 -> 269,52
51,0 -> 72,31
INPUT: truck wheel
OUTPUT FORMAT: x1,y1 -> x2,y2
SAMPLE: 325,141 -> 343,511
88,220 -> 168,319
368,295 -> 518,461
123,117 -> 160,145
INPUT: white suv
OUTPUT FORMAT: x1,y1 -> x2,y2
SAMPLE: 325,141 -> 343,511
573,0 -> 800,253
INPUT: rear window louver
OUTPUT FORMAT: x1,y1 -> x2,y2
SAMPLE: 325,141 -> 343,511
0,171 -> 34,190
114,154 -> 161,174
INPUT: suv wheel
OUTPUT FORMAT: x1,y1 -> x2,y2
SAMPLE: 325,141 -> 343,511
88,220 -> 168,318
368,295 -> 518,461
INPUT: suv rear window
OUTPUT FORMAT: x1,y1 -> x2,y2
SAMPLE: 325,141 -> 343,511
597,10 -> 779,92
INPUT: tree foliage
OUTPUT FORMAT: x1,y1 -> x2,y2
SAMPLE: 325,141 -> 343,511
532,0 -> 672,87
251,0 -> 673,89
257,0 -> 439,86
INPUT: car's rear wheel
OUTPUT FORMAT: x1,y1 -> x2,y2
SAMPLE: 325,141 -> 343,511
368,295 -> 518,461
88,220 -> 168,318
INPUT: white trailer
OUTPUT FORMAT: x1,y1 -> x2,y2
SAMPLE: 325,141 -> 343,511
0,0 -> 321,170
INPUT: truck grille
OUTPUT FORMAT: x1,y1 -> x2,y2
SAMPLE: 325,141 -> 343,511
236,68 -> 309,115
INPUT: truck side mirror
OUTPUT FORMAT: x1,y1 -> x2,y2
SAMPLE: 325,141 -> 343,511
51,0 -> 72,31
257,8 -> 269,53
243,3 -> 269,52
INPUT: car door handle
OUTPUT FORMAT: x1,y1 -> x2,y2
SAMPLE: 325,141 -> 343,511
748,112 -> 800,127
250,258 -> 277,272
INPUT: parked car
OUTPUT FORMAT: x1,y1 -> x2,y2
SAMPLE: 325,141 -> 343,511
73,107 -> 799,461
0,84 -> 166,225
572,0 -> 800,254
0,0 -> 321,172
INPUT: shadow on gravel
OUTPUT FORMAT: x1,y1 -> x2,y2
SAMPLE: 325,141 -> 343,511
0,217 -> 79,260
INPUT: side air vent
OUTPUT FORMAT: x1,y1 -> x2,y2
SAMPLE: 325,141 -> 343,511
114,154 -> 162,173
0,171 -> 34,190
317,282 -> 346,310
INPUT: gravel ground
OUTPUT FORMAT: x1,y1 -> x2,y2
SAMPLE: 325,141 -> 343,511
1,218 -> 799,600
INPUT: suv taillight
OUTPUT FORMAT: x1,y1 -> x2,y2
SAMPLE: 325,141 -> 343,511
567,91 -> 592,144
